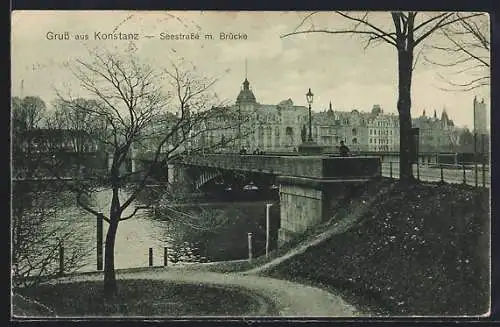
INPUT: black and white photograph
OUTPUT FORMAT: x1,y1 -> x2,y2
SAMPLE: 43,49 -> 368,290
10,10 -> 491,318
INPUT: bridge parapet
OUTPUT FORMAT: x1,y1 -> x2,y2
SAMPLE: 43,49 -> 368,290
178,154 -> 381,180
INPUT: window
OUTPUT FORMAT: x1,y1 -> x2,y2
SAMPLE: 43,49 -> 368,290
352,138 -> 357,144
352,128 -> 357,136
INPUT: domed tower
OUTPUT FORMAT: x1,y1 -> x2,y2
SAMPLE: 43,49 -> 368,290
236,78 -> 257,109
236,60 -> 257,111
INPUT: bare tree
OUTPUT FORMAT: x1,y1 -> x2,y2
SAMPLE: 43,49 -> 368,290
12,96 -> 47,132
48,98 -> 105,152
282,11 -> 482,182
12,183 -> 92,289
12,97 -> 92,289
423,13 -> 490,91
50,48 -> 251,299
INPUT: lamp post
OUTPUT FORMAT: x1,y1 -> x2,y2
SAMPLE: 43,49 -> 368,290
306,88 -> 314,142
298,88 -> 323,155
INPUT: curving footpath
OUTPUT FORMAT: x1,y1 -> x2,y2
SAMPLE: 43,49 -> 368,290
51,269 -> 361,317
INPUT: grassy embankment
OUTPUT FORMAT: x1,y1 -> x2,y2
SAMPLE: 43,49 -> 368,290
261,179 -> 490,316
14,280 -> 277,317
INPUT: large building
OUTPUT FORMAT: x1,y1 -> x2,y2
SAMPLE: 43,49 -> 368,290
412,109 -> 460,153
201,77 -> 310,152
200,76 -> 462,154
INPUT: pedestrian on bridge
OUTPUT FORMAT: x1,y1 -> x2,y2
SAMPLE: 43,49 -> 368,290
339,141 -> 350,157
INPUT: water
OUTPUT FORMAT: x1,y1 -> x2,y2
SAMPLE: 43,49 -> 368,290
49,188 -> 280,272
71,189 -> 196,271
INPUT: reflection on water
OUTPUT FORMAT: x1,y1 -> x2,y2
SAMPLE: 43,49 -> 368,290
62,189 -> 202,272
48,188 -> 277,273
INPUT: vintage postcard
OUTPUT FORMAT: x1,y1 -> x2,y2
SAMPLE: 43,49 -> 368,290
11,10 -> 491,319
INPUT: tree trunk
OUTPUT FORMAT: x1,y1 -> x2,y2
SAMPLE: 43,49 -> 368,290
103,216 -> 119,299
397,48 -> 414,183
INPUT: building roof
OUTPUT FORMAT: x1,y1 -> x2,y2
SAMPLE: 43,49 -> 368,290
236,78 -> 257,104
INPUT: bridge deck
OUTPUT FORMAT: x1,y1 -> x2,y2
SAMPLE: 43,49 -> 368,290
179,154 -> 381,180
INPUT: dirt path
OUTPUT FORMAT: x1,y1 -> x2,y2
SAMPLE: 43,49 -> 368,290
49,270 -> 361,317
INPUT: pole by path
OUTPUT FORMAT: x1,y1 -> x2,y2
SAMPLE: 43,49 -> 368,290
97,213 -> 103,271
164,247 -> 168,267
58,240 -> 64,277
481,134 -> 486,187
265,203 -> 272,258
247,233 -> 253,262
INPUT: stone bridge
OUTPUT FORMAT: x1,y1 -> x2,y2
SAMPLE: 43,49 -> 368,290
171,154 -> 381,246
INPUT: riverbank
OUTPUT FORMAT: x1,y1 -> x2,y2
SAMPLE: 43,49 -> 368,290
13,179 -> 490,317
260,179 -> 490,316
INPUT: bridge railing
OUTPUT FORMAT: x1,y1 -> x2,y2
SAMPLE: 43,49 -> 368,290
179,154 -> 381,180
382,161 -> 490,188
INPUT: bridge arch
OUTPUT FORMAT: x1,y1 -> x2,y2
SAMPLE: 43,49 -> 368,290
194,169 -> 223,190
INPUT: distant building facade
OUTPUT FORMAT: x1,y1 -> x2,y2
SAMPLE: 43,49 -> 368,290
198,77 -> 465,154
473,96 -> 488,134
412,109 -> 460,153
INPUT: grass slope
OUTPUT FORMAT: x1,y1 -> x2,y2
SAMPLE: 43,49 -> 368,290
264,180 -> 490,316
15,279 -> 277,317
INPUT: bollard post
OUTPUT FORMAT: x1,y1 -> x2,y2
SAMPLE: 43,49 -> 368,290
440,166 -> 444,184
481,134 -> 485,187
58,241 -> 64,277
265,204 -> 272,258
164,247 -> 168,267
482,163 -> 486,188
416,162 -> 420,181
149,248 -> 153,267
247,233 -> 253,262
462,163 -> 466,184
389,161 -> 393,179
96,213 -> 103,271
474,163 -> 478,187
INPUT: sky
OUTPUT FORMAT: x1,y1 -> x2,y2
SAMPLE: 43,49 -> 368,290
11,11 -> 490,129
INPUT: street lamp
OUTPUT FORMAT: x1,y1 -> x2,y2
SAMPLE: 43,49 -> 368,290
298,88 -> 323,155
306,88 -> 314,142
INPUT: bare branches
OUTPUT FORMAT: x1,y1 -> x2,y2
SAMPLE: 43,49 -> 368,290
76,192 -> 110,223
335,11 -> 397,46
413,12 -> 484,46
117,63 -> 237,214
422,13 -> 490,91
281,11 -> 397,48
436,73 -> 490,92
12,96 -> 47,131
12,184 -> 92,288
